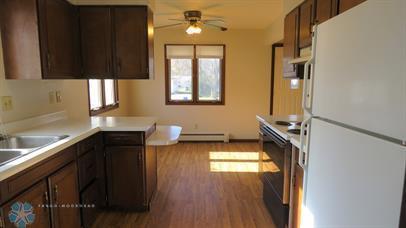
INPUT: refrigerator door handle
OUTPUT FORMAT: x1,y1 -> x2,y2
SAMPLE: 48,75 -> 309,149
299,117 -> 311,168
302,25 -> 318,114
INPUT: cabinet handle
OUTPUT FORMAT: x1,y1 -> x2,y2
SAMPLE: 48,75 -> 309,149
43,191 -> 49,210
47,53 -> 52,70
117,58 -> 122,73
138,152 -> 142,165
54,185 -> 58,202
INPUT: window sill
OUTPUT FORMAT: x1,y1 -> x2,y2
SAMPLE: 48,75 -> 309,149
90,103 -> 119,116
166,101 -> 225,106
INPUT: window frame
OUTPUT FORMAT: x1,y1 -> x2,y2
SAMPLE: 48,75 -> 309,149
165,44 -> 226,105
87,79 -> 119,116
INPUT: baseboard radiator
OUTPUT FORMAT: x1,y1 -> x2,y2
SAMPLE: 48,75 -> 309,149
179,133 -> 230,143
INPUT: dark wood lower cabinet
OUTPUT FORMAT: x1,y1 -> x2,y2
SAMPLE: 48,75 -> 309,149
105,146 -> 144,209
0,181 -> 50,228
290,148 -> 304,228
80,180 -> 100,228
0,129 -> 156,227
48,162 -> 81,228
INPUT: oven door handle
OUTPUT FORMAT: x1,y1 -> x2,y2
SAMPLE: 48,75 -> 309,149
267,132 -> 286,148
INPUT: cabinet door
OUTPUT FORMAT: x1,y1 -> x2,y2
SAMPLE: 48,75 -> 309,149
80,180 -> 100,228
314,0 -> 332,24
283,8 -> 300,78
80,7 -> 113,79
105,146 -> 144,208
335,0 -> 366,15
299,0 -> 314,48
113,7 -> 149,79
38,0 -> 80,79
145,145 -> 157,208
291,163 -> 304,228
0,181 -> 50,228
48,162 -> 81,228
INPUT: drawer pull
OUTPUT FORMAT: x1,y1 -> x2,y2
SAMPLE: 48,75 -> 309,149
54,185 -> 58,202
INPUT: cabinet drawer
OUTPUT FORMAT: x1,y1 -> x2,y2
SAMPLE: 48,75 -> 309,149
78,149 -> 97,190
77,134 -> 97,156
80,180 -> 100,228
104,132 -> 144,146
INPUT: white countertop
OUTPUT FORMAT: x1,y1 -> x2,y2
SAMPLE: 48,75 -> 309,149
256,115 -> 303,148
146,125 -> 182,146
0,116 -> 157,181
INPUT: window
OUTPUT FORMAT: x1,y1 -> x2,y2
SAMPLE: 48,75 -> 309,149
88,79 -> 119,115
165,44 -> 225,105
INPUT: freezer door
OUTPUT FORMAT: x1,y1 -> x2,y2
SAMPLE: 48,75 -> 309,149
303,118 -> 406,228
311,0 -> 406,141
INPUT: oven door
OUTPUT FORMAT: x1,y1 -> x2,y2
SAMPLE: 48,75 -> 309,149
260,127 -> 287,202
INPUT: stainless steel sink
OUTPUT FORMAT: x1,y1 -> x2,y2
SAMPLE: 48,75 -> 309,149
0,150 -> 27,166
0,135 -> 69,150
0,135 -> 69,166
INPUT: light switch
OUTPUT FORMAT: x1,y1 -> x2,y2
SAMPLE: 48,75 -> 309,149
1,96 -> 13,111
55,91 -> 62,103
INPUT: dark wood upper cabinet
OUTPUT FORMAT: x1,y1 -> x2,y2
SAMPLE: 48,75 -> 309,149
0,181 -> 50,228
335,0 -> 366,15
283,8 -> 301,78
113,6 -> 153,79
48,162 -> 81,228
0,0 -> 42,79
299,0 -> 314,48
80,7 -> 112,79
38,0 -> 80,79
0,0 -> 80,79
314,0 -> 333,24
1,2 -> 153,80
79,6 -> 154,79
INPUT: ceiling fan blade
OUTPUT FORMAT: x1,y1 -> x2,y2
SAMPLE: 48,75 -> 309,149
155,13 -> 181,16
204,23 -> 228,31
168,19 -> 186,22
202,14 -> 225,19
155,23 -> 184,29
202,19 -> 225,23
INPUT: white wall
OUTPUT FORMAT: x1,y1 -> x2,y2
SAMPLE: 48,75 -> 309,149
127,29 -> 270,139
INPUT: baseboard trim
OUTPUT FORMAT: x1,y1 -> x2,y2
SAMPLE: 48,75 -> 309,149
229,139 -> 259,143
178,139 -> 259,143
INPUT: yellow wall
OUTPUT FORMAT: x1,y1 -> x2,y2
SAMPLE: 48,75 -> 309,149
272,47 -> 303,116
126,28 -> 271,139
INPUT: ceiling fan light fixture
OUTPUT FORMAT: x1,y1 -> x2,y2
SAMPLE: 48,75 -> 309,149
186,24 -> 202,35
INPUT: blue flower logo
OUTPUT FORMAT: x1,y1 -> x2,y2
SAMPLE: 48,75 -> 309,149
8,202 -> 35,228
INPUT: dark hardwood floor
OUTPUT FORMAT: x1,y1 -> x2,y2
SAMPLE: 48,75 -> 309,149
92,142 -> 275,228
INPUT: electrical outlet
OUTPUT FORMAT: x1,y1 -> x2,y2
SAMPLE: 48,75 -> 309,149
55,91 -> 62,103
1,96 -> 13,111
194,124 -> 198,129
49,91 -> 56,104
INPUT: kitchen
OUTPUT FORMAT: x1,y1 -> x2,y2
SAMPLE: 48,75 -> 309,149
0,0 -> 405,228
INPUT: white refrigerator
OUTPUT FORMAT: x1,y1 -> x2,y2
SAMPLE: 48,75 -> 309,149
299,0 -> 406,227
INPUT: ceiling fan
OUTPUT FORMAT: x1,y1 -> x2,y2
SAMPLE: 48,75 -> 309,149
156,10 -> 228,35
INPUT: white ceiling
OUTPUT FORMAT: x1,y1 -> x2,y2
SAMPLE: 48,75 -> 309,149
154,0 -> 283,29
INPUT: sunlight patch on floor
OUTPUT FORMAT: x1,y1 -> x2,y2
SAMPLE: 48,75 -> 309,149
209,151 -> 259,160
209,151 -> 259,172
210,161 -> 259,172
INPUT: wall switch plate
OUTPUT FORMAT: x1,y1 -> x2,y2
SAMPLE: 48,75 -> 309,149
55,91 -> 62,103
49,91 -> 56,104
1,96 -> 13,111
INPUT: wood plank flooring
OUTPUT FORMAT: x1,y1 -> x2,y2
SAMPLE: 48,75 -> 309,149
92,142 -> 275,228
